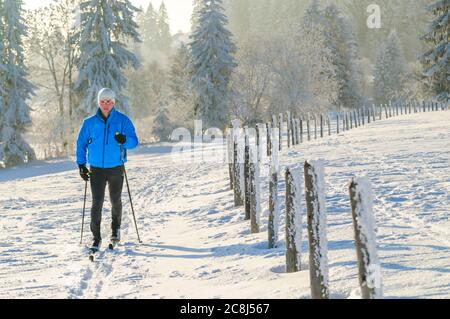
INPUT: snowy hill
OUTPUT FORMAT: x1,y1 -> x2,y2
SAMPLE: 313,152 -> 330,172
0,110 -> 449,299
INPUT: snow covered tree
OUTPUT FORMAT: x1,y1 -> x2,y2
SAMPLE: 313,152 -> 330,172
374,30 -> 410,105
291,0 -> 338,113
191,0 -> 204,31
421,0 -> 450,101
26,0 -> 82,157
323,5 -> 363,109
74,0 -> 141,116
189,0 -> 237,129
0,0 -> 36,168
152,104 -> 172,142
169,43 -> 195,126
157,2 -> 171,56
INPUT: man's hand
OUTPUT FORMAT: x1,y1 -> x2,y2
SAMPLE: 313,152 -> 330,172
79,165 -> 90,182
115,133 -> 126,145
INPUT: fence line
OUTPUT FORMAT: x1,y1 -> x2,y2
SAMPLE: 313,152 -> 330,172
225,99 -> 447,298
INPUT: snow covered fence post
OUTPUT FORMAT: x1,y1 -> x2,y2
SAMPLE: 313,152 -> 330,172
257,123 -> 265,163
287,111 -> 292,148
349,177 -> 383,299
285,167 -> 303,273
346,112 -> 350,130
227,129 -> 234,190
278,113 -> 283,151
336,113 -> 340,134
304,160 -> 329,299
266,123 -> 271,156
327,115 -> 331,136
344,112 -> 348,131
233,128 -> 244,207
314,114 -> 318,139
249,148 -> 261,234
320,114 -> 324,138
293,118 -> 298,146
244,130 -> 251,220
268,144 -> 280,249
307,115 -> 311,141
300,119 -> 304,143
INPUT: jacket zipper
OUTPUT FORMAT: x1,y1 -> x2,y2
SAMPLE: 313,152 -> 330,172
102,118 -> 108,168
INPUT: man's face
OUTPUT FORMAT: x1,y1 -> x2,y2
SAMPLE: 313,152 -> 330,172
99,98 -> 114,115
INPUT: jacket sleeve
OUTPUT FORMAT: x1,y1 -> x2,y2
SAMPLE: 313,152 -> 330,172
76,120 -> 89,166
122,117 -> 139,150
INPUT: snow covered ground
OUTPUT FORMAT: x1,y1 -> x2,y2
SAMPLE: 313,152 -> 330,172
0,110 -> 449,299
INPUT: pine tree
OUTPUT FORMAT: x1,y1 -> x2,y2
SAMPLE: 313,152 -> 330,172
191,0 -> 204,31
421,0 -> 449,101
323,4 -> 363,108
157,2 -> 172,56
152,104 -> 171,142
169,43 -> 194,125
0,0 -> 36,168
74,0 -> 141,116
189,0 -> 237,128
374,30 -> 410,104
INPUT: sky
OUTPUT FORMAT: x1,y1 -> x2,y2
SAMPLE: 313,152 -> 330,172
24,0 -> 193,35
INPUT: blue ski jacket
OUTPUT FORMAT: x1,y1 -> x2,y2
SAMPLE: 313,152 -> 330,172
76,108 -> 139,168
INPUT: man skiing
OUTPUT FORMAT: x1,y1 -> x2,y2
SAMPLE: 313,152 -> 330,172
76,88 -> 139,252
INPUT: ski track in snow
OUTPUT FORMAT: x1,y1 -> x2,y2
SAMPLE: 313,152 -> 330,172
0,111 -> 449,299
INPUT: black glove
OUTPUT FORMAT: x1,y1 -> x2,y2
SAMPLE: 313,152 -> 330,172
79,165 -> 90,182
115,133 -> 126,144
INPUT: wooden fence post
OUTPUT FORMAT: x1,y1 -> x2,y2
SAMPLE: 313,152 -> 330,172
327,115 -> 331,136
244,131 -> 251,220
349,177 -> 383,299
307,116 -> 311,141
320,114 -> 324,138
304,160 -> 329,299
233,134 -> 244,207
287,111 -> 291,148
291,118 -> 296,146
314,114 -> 318,139
256,124 -> 261,162
299,119 -> 304,143
336,113 -> 340,134
268,158 -> 279,249
349,111 -> 353,129
342,111 -> 348,132
226,129 -> 234,190
279,113 -> 283,151
285,167 -> 303,273
249,149 -> 261,234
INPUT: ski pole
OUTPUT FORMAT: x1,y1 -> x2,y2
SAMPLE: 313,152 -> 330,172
80,180 -> 88,245
117,133 -> 142,243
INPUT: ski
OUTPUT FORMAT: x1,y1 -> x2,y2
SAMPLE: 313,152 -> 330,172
88,248 -> 99,262
108,240 -> 120,250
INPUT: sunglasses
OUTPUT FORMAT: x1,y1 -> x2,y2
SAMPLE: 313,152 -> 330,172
100,99 -> 113,104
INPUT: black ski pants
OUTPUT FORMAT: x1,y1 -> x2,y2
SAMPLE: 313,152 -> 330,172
89,165 -> 124,242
